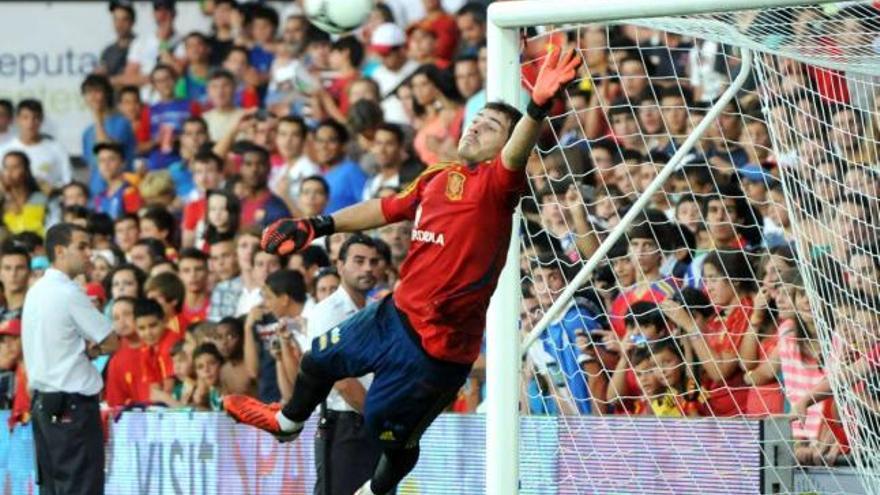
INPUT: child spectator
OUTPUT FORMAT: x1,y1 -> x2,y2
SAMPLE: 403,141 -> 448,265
221,47 -> 261,109
203,189 -> 241,248
93,143 -> 143,219
181,152 -> 225,249
145,271 -> 188,334
117,85 -> 153,156
89,250 -> 116,285
645,338 -> 699,417
248,5 -> 279,77
662,250 -> 757,416
134,298 -> 180,397
627,347 -> 664,415
608,218 -> 678,337
178,248 -> 211,325
606,301 -> 671,414
216,316 -> 255,396
167,117 -> 211,200
105,297 -> 148,407
169,340 -> 196,405
190,342 -> 225,410
106,263 -> 147,302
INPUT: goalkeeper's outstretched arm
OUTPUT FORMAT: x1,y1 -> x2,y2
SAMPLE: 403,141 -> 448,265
502,47 -> 581,172
332,198 -> 388,232
261,199 -> 389,255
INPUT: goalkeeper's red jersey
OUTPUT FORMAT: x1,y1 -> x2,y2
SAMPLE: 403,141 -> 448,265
381,155 -> 526,364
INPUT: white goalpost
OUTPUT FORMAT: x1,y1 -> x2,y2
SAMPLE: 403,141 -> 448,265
485,1 -> 880,494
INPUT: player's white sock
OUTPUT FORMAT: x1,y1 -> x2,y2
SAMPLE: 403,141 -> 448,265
354,480 -> 377,495
275,411 -> 303,433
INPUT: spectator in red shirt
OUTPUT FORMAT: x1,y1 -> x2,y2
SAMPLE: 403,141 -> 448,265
178,248 -> 211,325
117,86 -> 153,156
662,250 -> 757,416
145,271 -> 189,335
311,37 -> 365,123
418,0 -> 459,61
181,151 -> 224,249
105,297 -> 148,406
134,298 -> 180,397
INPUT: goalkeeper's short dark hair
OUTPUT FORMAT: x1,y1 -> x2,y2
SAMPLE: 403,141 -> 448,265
484,101 -> 522,138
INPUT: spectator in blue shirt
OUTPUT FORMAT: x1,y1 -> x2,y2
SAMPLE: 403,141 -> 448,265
532,253 -> 604,415
248,5 -> 279,75
149,64 -> 192,139
80,74 -> 136,196
314,120 -> 367,213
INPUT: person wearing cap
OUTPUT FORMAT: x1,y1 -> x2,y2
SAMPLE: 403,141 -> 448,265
370,23 -> 419,125
93,142 -> 143,219
23,223 -> 120,495
100,1 -> 136,78
118,0 -> 185,90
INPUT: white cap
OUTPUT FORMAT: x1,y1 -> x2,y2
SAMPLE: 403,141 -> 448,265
370,23 -> 406,55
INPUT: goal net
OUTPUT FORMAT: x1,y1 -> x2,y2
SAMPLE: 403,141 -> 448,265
515,2 -> 880,493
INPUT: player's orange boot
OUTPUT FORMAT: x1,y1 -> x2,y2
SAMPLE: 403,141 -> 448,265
222,394 -> 302,443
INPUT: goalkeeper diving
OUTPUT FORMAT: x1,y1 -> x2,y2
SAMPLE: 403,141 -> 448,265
223,47 -> 582,495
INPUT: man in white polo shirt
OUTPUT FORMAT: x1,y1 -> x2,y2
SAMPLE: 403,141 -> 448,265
22,223 -> 119,495
307,233 -> 383,495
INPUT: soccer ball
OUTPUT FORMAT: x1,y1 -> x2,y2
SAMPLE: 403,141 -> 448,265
304,0 -> 373,35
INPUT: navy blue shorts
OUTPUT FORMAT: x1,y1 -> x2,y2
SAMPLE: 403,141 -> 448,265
307,295 -> 472,449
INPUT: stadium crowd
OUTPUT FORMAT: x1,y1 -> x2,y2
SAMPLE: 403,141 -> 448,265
0,0 -> 875,471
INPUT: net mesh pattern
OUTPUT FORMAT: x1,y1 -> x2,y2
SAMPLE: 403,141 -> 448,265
515,2 -> 880,492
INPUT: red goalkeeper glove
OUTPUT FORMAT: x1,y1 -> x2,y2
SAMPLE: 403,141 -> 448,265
528,46 -> 582,120
261,215 -> 335,256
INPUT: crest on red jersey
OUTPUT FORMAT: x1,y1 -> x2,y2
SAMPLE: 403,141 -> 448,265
445,171 -> 466,201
